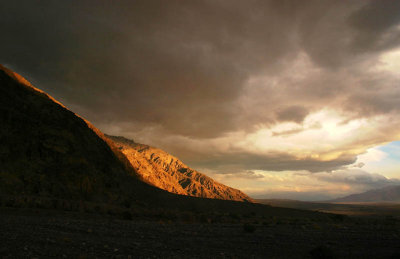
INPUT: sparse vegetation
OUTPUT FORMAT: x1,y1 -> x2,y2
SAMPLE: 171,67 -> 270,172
309,245 -> 336,259
243,223 -> 256,233
330,213 -> 346,222
121,210 -> 133,220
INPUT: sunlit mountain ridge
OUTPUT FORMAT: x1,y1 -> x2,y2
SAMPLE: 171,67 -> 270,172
107,135 -> 252,202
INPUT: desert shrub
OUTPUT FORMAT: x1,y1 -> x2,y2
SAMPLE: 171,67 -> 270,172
229,212 -> 241,220
122,199 -> 131,208
121,211 -> 132,220
107,208 -> 115,215
94,205 -> 102,213
62,200 -> 72,211
290,218 -> 300,225
5,198 -> 15,207
78,201 -> 86,212
244,211 -> 257,218
243,223 -> 256,233
330,214 -> 346,222
181,212 -> 196,223
312,223 -> 322,230
309,245 -> 336,259
199,214 -> 211,223
383,216 -> 398,227
33,198 -> 45,209
129,208 -> 142,219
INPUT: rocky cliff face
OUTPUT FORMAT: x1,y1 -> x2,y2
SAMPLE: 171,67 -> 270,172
107,135 -> 252,202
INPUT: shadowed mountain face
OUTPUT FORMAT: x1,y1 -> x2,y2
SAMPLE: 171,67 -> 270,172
0,64 -> 146,203
330,185 -> 400,203
106,135 -> 252,202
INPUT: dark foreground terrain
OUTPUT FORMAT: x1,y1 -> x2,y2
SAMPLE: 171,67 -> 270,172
1,207 -> 400,259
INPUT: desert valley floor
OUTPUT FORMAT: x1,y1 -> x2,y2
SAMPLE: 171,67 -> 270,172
1,207 -> 400,259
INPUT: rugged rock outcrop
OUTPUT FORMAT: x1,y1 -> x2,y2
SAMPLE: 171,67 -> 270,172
107,135 -> 252,202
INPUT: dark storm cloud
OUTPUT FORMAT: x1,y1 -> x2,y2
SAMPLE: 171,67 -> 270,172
344,74 -> 400,117
348,0 -> 400,52
275,105 -> 309,123
0,0 -> 299,138
0,0 -> 364,137
2,0 -> 400,174
186,151 -> 355,173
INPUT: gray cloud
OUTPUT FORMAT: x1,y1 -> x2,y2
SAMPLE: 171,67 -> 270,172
185,151 -> 355,173
275,105 -> 309,124
348,0 -> 400,53
214,170 -> 264,180
344,75 -> 400,117
353,162 -> 365,169
271,127 -> 304,137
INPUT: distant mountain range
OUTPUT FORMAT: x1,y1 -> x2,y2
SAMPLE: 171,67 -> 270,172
107,135 -> 251,202
329,185 -> 400,203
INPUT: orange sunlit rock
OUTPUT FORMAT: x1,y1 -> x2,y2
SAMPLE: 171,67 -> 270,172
107,135 -> 253,202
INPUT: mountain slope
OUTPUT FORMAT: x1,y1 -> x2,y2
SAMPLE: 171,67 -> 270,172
0,64 -> 252,207
0,64 -> 333,220
106,135 -> 252,202
0,64 -> 146,203
330,185 -> 400,203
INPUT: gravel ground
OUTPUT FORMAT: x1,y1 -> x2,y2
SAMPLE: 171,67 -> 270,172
1,207 -> 400,258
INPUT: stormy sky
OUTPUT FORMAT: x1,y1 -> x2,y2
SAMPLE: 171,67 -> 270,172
1,0 -> 400,200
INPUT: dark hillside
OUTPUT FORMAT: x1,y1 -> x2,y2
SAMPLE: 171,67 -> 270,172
0,64 -> 139,203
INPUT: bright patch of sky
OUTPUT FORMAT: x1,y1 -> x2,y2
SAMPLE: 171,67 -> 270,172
359,141 -> 400,179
